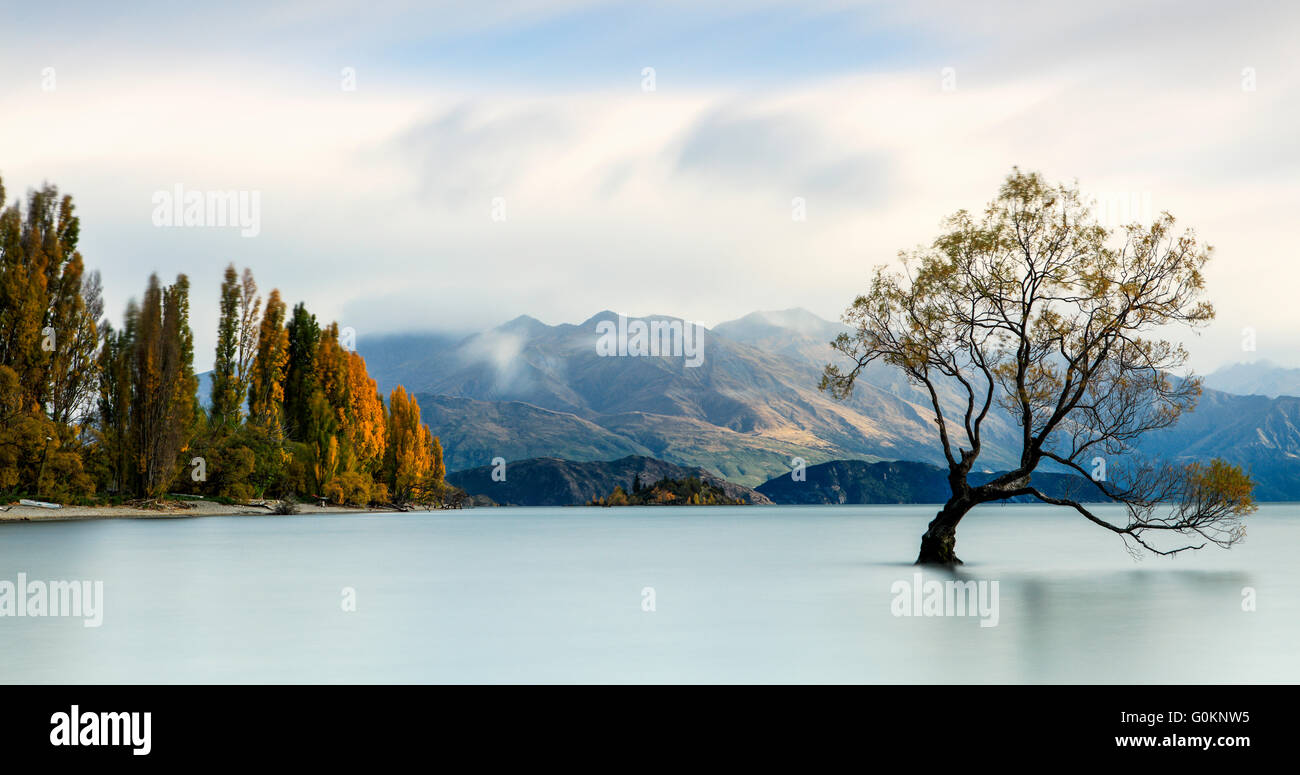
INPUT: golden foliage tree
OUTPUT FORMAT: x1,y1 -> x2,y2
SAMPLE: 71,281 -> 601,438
247,289 -> 289,434
346,352 -> 386,473
383,386 -> 445,503
822,169 -> 1255,564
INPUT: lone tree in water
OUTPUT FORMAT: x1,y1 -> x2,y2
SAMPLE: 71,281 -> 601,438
821,169 -> 1255,564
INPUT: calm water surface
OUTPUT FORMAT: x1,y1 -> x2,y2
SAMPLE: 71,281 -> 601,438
1,503 -> 1297,683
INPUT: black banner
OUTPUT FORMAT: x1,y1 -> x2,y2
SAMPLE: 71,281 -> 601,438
0,684 -> 1281,763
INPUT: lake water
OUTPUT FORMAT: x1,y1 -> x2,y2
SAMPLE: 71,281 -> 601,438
1,503 -> 1297,683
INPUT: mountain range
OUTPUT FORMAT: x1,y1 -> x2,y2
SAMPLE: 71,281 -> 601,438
352,309 -> 1300,500
362,309 -> 1025,486
1204,360 -> 1300,399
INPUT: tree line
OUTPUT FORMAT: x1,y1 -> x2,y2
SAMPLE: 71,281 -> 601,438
0,176 -> 447,507
589,476 -> 745,506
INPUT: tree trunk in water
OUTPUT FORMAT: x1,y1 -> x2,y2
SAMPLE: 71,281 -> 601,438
915,500 -> 971,565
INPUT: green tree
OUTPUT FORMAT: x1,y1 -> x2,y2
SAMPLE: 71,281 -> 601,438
283,302 -> 320,440
95,305 -> 138,494
210,264 -> 261,429
210,264 -> 242,427
164,274 -> 199,447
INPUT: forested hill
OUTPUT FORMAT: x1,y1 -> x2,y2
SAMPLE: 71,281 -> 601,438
447,455 -> 773,506
756,459 -> 1111,505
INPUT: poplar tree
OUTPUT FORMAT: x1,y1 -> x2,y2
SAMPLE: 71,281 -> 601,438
164,274 -> 198,460
0,183 -> 54,413
346,351 -> 386,473
210,264 -> 242,427
235,268 -> 261,405
383,387 -> 445,503
248,290 -> 289,433
96,305 -> 138,494
283,302 -> 320,440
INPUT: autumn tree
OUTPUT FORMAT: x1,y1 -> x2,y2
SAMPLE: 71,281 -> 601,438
47,268 -> 103,427
0,364 -> 94,499
383,386 -> 444,503
305,323 -> 388,504
314,324 -> 384,470
0,178 -> 97,497
346,353 -> 386,474
0,182 -> 58,413
430,435 -> 446,493
316,323 -> 350,430
45,261 -> 100,428
247,289 -> 289,433
0,180 -> 97,420
125,274 -> 197,498
821,169 -> 1255,564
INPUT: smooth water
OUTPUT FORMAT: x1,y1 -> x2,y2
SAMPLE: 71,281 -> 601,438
1,503 -> 1297,683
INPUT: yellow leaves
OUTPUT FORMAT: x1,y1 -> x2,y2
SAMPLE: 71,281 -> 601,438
323,470 -> 374,506
385,386 -> 444,502
316,323 -> 351,428
248,289 -> 289,428
1185,458 -> 1257,514
345,352 -> 386,470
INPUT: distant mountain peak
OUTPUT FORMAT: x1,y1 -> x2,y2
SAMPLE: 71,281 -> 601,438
1211,358 -> 1279,372
579,310 -> 701,327
714,308 -> 844,343
754,307 -> 830,324
1204,359 -> 1300,399
494,314 -> 547,333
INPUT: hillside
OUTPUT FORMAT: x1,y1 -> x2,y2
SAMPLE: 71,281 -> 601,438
414,394 -> 651,473
1130,389 -> 1300,501
366,309 -> 1024,486
589,476 -> 748,506
756,459 -> 1111,505
446,455 -> 774,507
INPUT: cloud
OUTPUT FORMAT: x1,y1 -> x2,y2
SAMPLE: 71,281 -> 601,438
1,1 -> 1297,374
390,102 -> 577,206
674,108 -> 892,205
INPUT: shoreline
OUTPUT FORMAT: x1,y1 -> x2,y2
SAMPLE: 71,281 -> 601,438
0,500 -> 428,523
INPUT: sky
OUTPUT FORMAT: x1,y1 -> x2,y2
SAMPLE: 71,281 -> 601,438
1,0 -> 1298,373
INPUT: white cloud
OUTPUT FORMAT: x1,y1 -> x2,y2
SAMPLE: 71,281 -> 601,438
1,1 -> 1296,374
